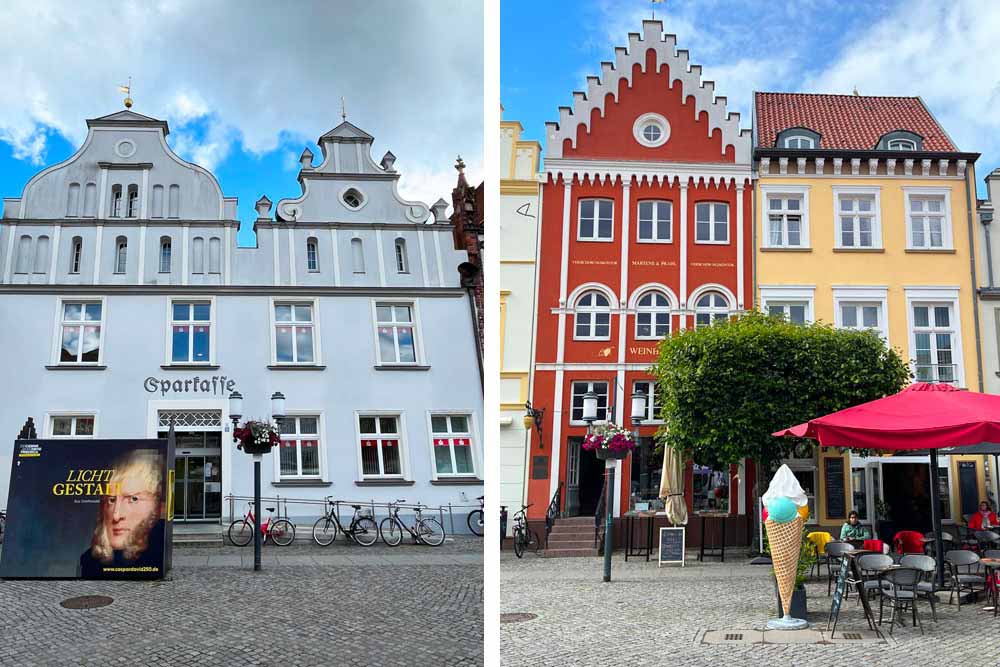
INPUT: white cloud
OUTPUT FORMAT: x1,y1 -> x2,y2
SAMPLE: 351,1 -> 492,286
0,0 -> 483,205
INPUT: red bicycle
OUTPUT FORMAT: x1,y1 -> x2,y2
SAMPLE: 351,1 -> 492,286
228,502 -> 295,546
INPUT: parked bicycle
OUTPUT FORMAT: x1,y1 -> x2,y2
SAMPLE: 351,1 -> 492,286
467,495 -> 484,536
312,499 -> 380,547
228,502 -> 295,546
512,504 -> 541,558
380,500 -> 446,547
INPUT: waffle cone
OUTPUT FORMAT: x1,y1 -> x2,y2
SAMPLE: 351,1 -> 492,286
765,517 -> 804,617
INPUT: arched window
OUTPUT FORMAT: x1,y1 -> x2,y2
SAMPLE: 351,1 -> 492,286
168,185 -> 180,218
33,235 -> 50,274
306,238 -> 319,272
192,237 -> 204,274
351,238 -> 365,273
151,185 -> 164,218
15,235 -> 31,274
783,135 -> 815,149
208,237 -> 221,274
66,183 -> 80,217
159,237 -> 172,273
114,236 -> 128,274
343,188 -> 364,209
83,182 -> 97,217
394,238 -> 408,273
574,291 -> 612,340
126,185 -> 139,218
887,139 -> 916,150
694,291 -> 730,328
635,291 -> 671,339
70,237 -> 83,274
110,185 -> 123,217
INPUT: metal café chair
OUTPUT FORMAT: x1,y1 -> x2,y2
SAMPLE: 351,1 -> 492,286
879,567 -> 924,635
944,549 -> 985,609
975,530 -> 1000,551
922,531 -> 954,555
956,516 -> 979,551
984,549 -> 1000,560
901,554 -> 940,622
825,541 -> 856,596
857,553 -> 893,604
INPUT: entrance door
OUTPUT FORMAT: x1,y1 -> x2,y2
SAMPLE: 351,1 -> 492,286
565,438 -> 581,516
161,431 -> 222,522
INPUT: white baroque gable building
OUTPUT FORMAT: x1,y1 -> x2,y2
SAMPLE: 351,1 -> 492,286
0,109 -> 483,525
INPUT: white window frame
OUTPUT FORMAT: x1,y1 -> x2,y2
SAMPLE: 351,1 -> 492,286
766,301 -> 811,325
70,237 -> 83,274
888,139 -> 916,150
760,185 -> 810,248
273,411 -> 327,482
46,412 -> 98,438
165,297 -> 217,366
631,380 -> 663,424
694,202 -> 729,244
632,112 -> 670,148
759,285 -> 815,324
159,237 -> 172,273
833,186 -> 882,249
394,237 -> 409,273
355,411 -> 410,480
573,291 -> 613,341
569,381 -> 610,425
904,187 -> 953,250
783,135 -> 815,149
636,200 -> 672,243
833,286 -> 889,341
51,297 -> 107,366
691,285 -> 736,328
114,237 -> 128,273
577,198 -> 614,242
427,411 -> 480,479
905,287 -> 964,387
371,299 -> 426,366
269,297 -> 322,366
633,290 -> 672,340
306,238 -> 319,272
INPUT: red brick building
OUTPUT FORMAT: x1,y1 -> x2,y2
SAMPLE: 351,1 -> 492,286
525,20 -> 754,547
451,158 -> 484,381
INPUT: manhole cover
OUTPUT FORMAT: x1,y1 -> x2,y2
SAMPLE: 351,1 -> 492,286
842,632 -> 863,640
500,613 -> 537,624
724,633 -> 743,641
60,595 -> 113,610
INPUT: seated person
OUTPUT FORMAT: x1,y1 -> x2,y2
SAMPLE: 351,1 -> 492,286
969,500 -> 1000,531
840,510 -> 869,541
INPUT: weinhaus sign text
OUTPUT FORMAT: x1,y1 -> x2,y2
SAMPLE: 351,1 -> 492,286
144,376 -> 237,396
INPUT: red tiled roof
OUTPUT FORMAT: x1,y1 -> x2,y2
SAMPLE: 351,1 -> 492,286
754,92 -> 957,151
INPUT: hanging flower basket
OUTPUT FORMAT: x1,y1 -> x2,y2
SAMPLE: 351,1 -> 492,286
582,424 -> 635,460
233,420 -> 281,455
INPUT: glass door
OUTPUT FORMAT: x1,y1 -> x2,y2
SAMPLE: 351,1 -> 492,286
161,431 -> 223,522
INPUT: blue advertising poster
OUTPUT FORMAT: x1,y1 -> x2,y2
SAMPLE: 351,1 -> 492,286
0,438 -> 174,579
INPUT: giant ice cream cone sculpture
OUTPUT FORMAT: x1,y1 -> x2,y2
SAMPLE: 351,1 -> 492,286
762,464 -> 810,629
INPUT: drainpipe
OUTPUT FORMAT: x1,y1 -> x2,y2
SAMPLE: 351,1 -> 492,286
965,166 -> 985,392
981,209 -> 994,289
458,262 -> 484,391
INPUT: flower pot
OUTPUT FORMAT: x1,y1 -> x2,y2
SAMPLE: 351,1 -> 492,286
595,448 -> 629,460
774,582 -> 808,619
239,442 -> 274,456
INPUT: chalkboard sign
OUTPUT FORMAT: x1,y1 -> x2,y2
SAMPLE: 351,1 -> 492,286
828,556 -> 850,625
824,457 -> 846,520
658,527 -> 685,567
531,456 -> 549,480
827,554 -> 880,638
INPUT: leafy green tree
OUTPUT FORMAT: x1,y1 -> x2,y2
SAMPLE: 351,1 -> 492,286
650,311 -> 911,473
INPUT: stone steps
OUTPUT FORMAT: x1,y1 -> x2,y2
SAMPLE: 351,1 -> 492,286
542,516 -> 599,557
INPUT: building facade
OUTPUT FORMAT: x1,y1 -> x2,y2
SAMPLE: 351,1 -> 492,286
499,114 -> 541,530
0,109 -> 484,526
754,92 -> 991,534
524,20 -> 755,545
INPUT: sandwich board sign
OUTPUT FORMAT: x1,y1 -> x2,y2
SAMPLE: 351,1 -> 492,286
658,527 -> 685,567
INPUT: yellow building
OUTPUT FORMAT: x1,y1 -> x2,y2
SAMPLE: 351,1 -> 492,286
754,92 -> 992,538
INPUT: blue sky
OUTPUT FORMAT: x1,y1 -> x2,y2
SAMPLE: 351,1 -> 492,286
502,0 -> 1000,196
0,1 -> 483,247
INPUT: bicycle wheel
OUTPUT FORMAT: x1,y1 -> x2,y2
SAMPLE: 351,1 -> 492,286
380,517 -> 403,546
269,519 -> 295,546
467,509 -> 484,537
228,519 -> 253,547
312,516 -> 338,546
352,517 -> 379,546
513,527 -> 525,558
418,517 -> 446,547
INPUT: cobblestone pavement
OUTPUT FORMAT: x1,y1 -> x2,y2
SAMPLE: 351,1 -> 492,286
500,553 -> 1000,667
0,540 -> 484,666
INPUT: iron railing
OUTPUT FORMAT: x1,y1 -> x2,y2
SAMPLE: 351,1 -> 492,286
545,482 -> 563,548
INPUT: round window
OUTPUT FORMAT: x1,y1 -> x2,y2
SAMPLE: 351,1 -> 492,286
632,113 -> 670,148
342,188 -> 363,209
115,139 -> 137,158
642,124 -> 661,143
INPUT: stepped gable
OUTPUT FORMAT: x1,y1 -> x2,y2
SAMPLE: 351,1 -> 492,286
755,92 -> 958,151
544,19 -> 751,164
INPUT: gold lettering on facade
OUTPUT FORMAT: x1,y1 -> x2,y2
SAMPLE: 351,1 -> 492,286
628,346 -> 659,355
631,260 -> 677,267
689,262 -> 735,267
571,260 -> 619,266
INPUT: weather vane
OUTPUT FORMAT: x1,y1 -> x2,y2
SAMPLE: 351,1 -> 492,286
651,0 -> 663,20
119,77 -> 133,109
340,97 -> 347,122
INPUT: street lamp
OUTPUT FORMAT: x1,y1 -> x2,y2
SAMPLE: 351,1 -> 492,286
524,401 -> 545,449
582,390 -> 599,423
229,390 -> 285,572
630,389 -> 647,427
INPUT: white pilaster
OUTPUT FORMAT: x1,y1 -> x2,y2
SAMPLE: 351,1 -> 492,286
92,225 -> 104,284
416,228 -> 428,287
736,185 -> 744,309
2,223 -> 16,283
137,224 -> 147,285
181,225 -> 189,286
375,229 -> 387,287
98,168 -> 109,218
679,182 -> 688,309
287,227 -> 296,287
48,224 -> 61,284
272,225 -> 280,285
549,370 -> 565,499
550,179 -> 573,493
224,225 -> 232,286
432,230 -> 445,286
330,228 -> 341,286
140,169 -> 149,219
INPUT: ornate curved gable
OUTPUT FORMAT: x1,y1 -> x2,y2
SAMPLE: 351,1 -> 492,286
274,120 -> 430,224
544,19 -> 751,164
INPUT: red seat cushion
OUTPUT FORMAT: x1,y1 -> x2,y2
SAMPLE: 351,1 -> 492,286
893,530 -> 924,554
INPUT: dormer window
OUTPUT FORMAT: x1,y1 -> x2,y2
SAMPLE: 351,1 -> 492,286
877,130 -> 923,151
775,128 -> 821,150
784,135 -> 815,149
887,139 -> 916,151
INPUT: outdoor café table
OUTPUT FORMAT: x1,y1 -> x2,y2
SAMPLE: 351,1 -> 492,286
697,512 -> 727,562
624,511 -> 657,562
982,558 -> 1000,616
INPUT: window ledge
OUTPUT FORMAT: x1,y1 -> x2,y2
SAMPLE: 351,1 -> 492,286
430,477 -> 483,486
272,480 -> 332,487
45,365 -> 107,371
267,364 -> 328,371
833,248 -> 885,253
355,479 -> 415,487
374,364 -> 431,371
161,364 -> 220,370
760,247 -> 812,252
905,248 -> 956,254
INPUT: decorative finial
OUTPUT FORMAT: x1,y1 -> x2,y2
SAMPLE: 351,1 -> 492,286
455,155 -> 466,173
852,86 -> 859,96
651,0 -> 663,19
120,77 -> 133,109
340,96 -> 347,122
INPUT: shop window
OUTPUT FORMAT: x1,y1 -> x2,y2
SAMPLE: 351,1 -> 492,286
374,302 -> 419,365
574,291 -> 611,340
630,436 -> 664,506
277,415 -> 321,479
783,441 -> 817,522
273,301 -> 316,364
578,198 -> 613,241
632,380 -> 662,423
570,381 -> 609,423
58,300 -> 103,364
695,202 -> 728,243
358,415 -> 403,478
50,415 -> 95,437
692,464 -> 730,513
170,301 -> 212,364
430,414 -> 475,476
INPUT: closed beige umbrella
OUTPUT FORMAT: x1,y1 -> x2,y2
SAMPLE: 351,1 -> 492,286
659,446 -> 688,526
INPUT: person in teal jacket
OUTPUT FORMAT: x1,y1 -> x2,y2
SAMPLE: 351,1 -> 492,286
840,510 -> 869,541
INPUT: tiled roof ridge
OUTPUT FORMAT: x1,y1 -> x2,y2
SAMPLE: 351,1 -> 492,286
756,91 -> 922,100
